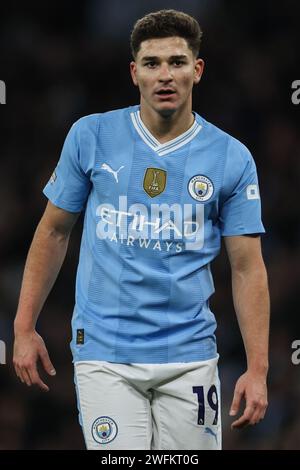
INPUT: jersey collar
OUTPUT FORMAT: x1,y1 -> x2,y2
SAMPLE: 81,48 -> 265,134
130,109 -> 202,156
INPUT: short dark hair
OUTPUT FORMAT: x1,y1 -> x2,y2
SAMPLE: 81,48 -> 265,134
130,9 -> 203,59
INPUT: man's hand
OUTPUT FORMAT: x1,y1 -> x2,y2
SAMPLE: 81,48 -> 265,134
13,330 -> 56,392
13,202 -> 78,392
229,370 -> 268,429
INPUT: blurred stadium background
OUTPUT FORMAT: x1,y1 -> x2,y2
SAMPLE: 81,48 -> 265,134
0,0 -> 299,449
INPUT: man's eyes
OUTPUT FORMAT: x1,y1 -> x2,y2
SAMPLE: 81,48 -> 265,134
144,60 -> 185,68
172,60 -> 185,66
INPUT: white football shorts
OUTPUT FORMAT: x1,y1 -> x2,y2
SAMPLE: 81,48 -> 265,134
74,356 -> 221,450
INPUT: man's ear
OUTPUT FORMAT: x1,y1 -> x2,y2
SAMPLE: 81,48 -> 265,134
194,58 -> 205,85
130,61 -> 138,86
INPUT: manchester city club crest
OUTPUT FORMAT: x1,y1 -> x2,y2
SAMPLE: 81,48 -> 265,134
188,175 -> 214,202
143,167 -> 167,198
91,416 -> 118,444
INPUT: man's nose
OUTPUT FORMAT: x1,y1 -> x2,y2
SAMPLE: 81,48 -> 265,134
159,63 -> 173,81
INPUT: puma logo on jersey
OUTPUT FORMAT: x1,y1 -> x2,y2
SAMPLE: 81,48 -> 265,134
101,163 -> 124,183
204,427 -> 218,445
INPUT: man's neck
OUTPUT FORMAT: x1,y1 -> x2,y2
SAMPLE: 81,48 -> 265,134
139,103 -> 195,144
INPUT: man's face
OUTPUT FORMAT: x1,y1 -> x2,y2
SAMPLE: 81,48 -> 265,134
130,36 -> 204,117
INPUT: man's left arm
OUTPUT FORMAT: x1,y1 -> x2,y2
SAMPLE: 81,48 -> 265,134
224,235 -> 270,429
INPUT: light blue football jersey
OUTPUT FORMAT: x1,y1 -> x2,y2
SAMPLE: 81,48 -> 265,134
43,105 -> 265,364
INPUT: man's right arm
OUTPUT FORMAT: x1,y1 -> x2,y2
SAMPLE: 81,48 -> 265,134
13,201 -> 80,391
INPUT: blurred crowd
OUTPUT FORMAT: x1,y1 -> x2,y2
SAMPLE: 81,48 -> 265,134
0,0 -> 299,449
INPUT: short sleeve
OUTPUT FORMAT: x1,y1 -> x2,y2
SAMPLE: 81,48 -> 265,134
219,139 -> 265,236
43,118 -> 92,213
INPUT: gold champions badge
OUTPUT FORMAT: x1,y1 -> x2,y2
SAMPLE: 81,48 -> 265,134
143,168 -> 167,198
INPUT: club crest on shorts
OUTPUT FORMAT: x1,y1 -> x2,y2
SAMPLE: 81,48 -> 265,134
91,416 -> 118,444
188,175 -> 214,202
143,167 -> 167,198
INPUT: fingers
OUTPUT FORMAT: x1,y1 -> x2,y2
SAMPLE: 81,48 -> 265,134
250,400 -> 268,424
15,364 -> 25,384
20,368 -> 32,387
230,372 -> 268,430
13,332 -> 55,392
29,366 -> 50,392
14,359 -> 51,392
229,388 -> 242,417
231,404 -> 253,429
39,349 -> 56,377
231,400 -> 268,429
14,362 -> 31,386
